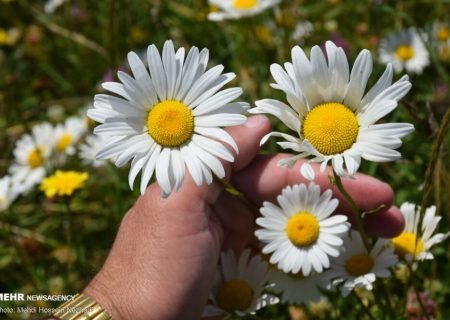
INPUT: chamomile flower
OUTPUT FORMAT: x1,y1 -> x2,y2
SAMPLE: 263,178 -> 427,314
208,0 -> 280,21
203,249 -> 278,317
432,21 -> 450,62
327,231 -> 398,297
40,170 -> 89,198
250,41 -> 414,177
255,183 -> 350,276
9,123 -> 55,194
0,176 -> 18,211
79,135 -> 110,168
88,40 -> 247,197
432,21 -> 450,44
392,202 -> 449,262
269,268 -> 327,305
54,116 -> 87,155
379,28 -> 430,74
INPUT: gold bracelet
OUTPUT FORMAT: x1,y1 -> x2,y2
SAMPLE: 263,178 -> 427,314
51,293 -> 112,320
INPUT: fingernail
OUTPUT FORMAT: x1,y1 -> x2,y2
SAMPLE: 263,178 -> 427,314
244,115 -> 266,128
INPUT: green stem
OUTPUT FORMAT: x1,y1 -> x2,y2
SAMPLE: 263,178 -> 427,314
63,198 -> 73,247
14,243 -> 43,291
416,107 -> 450,240
405,107 -> 449,315
407,264 -> 431,320
0,221 -> 58,247
214,176 -> 259,214
376,280 -> 396,320
332,171 -> 396,319
332,170 -> 371,251
352,291 -> 376,320
19,1 -> 107,57
405,107 -> 450,320
62,197 -> 73,276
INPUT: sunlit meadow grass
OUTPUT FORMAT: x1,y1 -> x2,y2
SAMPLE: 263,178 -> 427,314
0,0 -> 449,319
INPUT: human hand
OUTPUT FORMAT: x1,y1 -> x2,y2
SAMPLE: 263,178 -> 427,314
83,115 -> 404,320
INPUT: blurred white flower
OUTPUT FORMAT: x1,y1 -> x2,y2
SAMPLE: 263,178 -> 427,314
54,116 -> 86,155
44,0 -> 68,14
79,135 -> 110,168
432,21 -> 450,44
431,21 -> 450,62
208,0 -> 280,21
392,202 -> 449,262
269,268 -> 327,305
0,176 -> 19,211
203,249 -> 278,317
292,21 -> 313,43
379,28 -> 430,74
9,123 -> 55,194
327,231 -> 398,297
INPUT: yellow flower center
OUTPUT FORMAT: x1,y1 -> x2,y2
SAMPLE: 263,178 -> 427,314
345,254 -> 374,276
439,44 -> 450,62
147,100 -> 194,147
395,45 -> 415,61
0,29 -> 8,45
233,0 -> 257,9
0,196 -> 6,205
392,232 -> 424,259
217,279 -> 253,313
286,212 -> 320,247
255,26 -> 272,44
436,26 -> 450,42
27,148 -> 44,168
40,170 -> 89,198
302,102 -> 359,155
56,133 -> 73,152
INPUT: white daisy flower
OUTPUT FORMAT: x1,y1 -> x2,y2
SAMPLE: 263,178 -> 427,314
327,231 -> 398,297
431,21 -> 450,62
250,41 -> 414,177
392,202 -> 449,262
0,176 -> 19,211
79,134 -> 111,168
379,28 -> 430,74
432,21 -> 450,44
208,0 -> 280,21
54,116 -> 87,155
203,249 -> 279,317
255,183 -> 350,276
9,123 -> 55,194
87,40 -> 248,197
269,268 -> 327,305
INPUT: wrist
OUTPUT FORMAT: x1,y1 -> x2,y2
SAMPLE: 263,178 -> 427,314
83,271 -> 123,319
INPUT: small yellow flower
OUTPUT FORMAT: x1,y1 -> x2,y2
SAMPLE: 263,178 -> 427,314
129,26 -> 147,44
40,170 -> 89,198
0,29 -> 8,45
